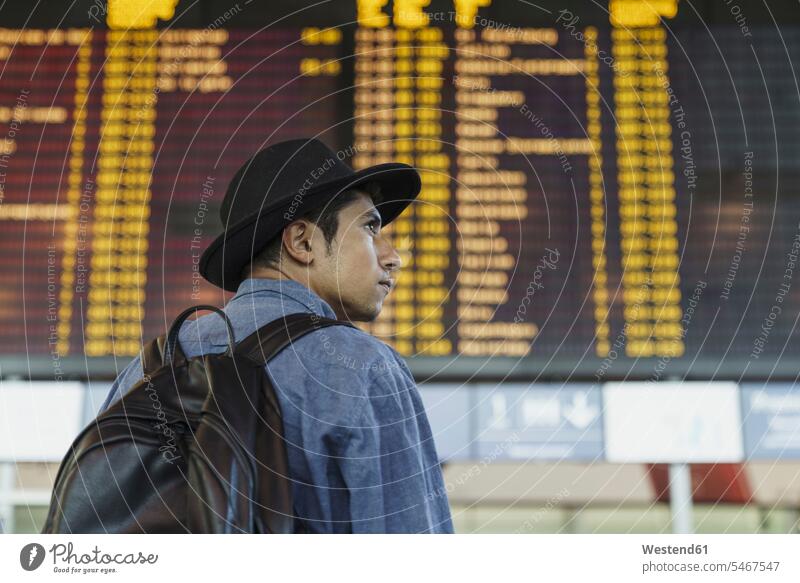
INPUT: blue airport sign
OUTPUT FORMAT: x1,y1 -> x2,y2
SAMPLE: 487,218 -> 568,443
473,383 -> 604,461
741,384 -> 800,459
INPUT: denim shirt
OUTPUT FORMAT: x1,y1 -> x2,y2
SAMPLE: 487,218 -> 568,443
99,278 -> 454,533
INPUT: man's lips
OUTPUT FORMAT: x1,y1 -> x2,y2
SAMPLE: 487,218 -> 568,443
378,280 -> 393,293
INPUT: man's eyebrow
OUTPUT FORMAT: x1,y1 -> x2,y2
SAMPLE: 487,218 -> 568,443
361,209 -> 382,225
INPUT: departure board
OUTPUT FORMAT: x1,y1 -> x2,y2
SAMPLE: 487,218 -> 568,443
2,0 -> 800,380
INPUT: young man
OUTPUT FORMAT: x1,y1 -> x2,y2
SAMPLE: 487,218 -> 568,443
99,138 -> 454,533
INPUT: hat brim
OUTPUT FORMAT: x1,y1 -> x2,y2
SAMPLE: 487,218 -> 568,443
199,163 -> 422,292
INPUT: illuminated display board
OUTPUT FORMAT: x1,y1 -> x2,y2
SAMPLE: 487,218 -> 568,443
1,0 -> 799,379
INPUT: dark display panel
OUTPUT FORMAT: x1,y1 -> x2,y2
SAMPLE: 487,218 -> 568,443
1,0 -> 799,380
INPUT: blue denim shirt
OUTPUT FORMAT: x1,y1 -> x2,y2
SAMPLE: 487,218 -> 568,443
99,278 -> 454,533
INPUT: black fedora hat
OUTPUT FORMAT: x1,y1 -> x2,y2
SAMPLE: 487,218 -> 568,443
199,138 -> 421,291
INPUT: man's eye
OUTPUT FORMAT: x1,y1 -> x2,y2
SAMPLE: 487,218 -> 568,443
366,221 -> 379,234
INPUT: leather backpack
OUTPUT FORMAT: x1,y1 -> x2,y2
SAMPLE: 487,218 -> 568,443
42,305 -> 354,533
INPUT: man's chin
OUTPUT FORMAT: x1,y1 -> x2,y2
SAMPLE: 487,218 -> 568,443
336,300 -> 381,323
355,306 -> 381,323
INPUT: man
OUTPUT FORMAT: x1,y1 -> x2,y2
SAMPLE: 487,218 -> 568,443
99,138 -> 454,533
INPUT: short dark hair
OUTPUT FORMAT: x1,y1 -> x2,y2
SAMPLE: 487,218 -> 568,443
242,182 -> 383,278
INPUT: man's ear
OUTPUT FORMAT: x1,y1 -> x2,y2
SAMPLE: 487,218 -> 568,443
281,220 -> 314,265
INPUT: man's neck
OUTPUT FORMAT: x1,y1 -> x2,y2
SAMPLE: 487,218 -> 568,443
247,266 -> 294,284
246,266 -> 328,309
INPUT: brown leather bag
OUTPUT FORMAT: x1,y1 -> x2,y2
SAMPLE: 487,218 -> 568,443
43,306 -> 354,533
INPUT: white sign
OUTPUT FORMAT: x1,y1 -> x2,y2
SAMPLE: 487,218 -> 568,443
603,381 -> 743,463
0,381 -> 84,461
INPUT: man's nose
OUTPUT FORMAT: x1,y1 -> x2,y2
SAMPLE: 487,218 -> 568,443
379,235 -> 402,272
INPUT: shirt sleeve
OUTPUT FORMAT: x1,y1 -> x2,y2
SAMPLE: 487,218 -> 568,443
329,367 -> 447,533
98,354 -> 144,414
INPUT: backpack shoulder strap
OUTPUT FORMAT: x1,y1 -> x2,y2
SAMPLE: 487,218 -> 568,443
139,304 -> 237,376
235,312 -> 356,365
140,334 -> 168,377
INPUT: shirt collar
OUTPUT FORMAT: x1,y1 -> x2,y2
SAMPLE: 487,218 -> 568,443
228,278 -> 339,320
